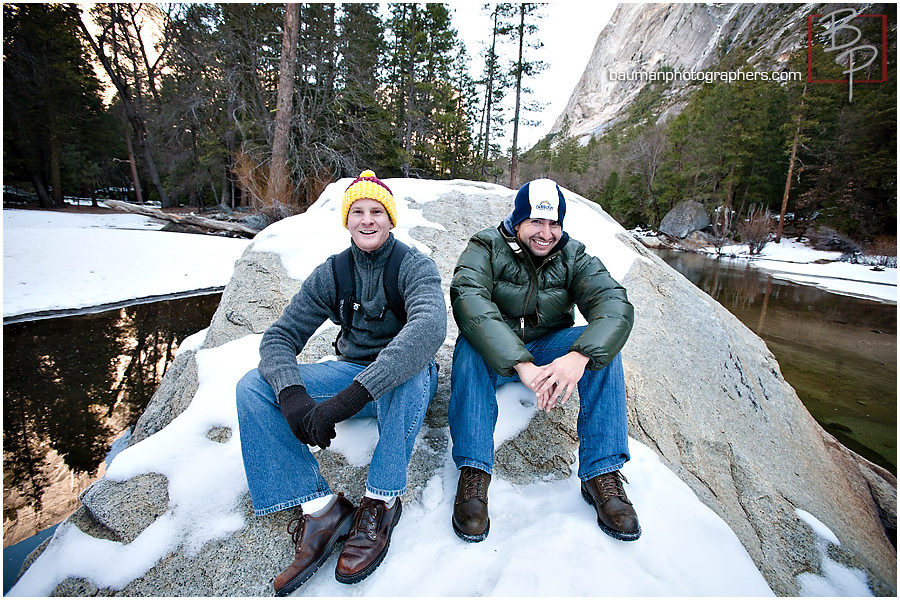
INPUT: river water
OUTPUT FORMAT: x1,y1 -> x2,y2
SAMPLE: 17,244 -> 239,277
651,249 -> 897,475
3,294 -> 222,552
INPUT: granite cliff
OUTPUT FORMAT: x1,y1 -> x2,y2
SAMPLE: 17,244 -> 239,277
550,3 -> 820,140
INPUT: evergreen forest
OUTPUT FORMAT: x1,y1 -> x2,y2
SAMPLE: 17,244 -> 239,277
3,3 -> 896,247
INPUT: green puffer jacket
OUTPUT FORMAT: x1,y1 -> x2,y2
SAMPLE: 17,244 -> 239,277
451,223 -> 634,377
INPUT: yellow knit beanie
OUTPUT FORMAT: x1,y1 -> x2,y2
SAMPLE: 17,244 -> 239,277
341,170 -> 397,227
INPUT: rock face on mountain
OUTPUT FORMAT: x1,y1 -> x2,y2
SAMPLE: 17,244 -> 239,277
32,183 -> 895,596
551,3 -> 813,140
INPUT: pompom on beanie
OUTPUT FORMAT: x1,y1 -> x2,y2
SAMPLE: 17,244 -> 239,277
504,178 -> 567,232
341,170 -> 397,227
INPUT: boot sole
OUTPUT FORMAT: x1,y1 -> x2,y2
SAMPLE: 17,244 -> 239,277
275,513 -> 354,596
335,501 -> 403,585
452,516 -> 490,543
581,485 -> 641,542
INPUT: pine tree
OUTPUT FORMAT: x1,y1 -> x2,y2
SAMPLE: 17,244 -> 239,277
474,3 -> 514,178
157,4 -> 237,207
337,3 -> 393,172
70,3 -> 176,207
4,4 -> 114,207
385,3 -> 474,178
508,3 -> 545,189
796,12 -> 897,238
660,64 -> 789,223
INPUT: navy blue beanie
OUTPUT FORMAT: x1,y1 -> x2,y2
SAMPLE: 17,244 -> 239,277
504,179 -> 567,232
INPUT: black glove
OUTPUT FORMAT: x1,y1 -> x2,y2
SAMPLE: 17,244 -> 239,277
279,385 -> 316,445
302,381 -> 374,449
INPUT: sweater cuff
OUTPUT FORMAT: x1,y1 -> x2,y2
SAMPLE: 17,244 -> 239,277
354,368 -> 391,402
263,364 -> 305,398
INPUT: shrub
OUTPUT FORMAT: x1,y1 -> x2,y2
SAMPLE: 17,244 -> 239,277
737,204 -> 774,255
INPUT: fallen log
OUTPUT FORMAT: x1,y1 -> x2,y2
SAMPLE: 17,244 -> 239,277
104,200 -> 261,238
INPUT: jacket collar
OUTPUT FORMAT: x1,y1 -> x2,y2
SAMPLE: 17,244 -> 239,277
350,232 -> 396,267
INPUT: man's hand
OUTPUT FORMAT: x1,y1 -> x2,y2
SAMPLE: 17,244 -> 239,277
513,361 -> 550,407
279,385 -> 316,445
526,352 -> 590,412
301,381 -> 373,448
302,410 -> 337,449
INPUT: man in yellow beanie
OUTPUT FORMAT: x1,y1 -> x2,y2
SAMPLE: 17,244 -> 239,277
341,169 -> 398,227
236,170 -> 446,594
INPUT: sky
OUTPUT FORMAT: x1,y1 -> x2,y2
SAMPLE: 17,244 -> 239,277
450,2 -> 617,150
4,178 -> 892,596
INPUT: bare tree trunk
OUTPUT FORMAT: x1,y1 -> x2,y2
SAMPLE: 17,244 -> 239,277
47,101 -> 63,207
68,6 -> 170,208
777,82 -> 807,243
482,10 -> 499,176
122,109 -> 144,204
509,6 -> 525,189
403,4 -> 417,177
30,172 -> 53,209
137,131 -> 169,206
270,3 -> 300,210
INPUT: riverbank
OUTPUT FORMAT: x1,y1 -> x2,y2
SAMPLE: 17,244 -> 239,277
5,208 -> 894,320
650,247 -> 896,473
631,230 -> 897,305
4,294 -> 223,551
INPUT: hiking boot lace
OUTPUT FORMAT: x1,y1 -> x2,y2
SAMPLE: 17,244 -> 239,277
352,498 -> 381,542
287,513 -> 309,551
462,467 -> 488,502
597,471 -> 629,502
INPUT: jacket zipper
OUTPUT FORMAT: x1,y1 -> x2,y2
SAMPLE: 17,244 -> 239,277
519,252 -> 558,341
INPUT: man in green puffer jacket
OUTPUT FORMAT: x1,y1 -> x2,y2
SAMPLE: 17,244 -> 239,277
448,178 -> 640,543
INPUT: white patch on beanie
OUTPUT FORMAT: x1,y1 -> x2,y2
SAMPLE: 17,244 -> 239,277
527,179 -> 560,222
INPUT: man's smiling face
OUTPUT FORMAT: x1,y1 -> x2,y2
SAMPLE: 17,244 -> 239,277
515,218 -> 562,257
347,198 -> 393,252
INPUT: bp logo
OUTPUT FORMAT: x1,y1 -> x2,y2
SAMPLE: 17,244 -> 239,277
534,200 -> 555,212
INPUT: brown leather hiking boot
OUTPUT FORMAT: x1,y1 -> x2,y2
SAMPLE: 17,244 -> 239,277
452,466 -> 491,542
273,493 -> 355,596
581,470 -> 641,541
335,496 -> 402,584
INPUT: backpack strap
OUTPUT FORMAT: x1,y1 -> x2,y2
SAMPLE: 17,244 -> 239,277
332,248 -> 355,353
383,240 -> 410,324
331,240 -> 411,355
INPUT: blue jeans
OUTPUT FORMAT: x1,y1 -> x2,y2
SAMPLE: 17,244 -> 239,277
236,359 -> 438,516
448,327 -> 629,481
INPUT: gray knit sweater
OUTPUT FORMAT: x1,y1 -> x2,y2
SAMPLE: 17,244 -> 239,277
258,234 -> 447,400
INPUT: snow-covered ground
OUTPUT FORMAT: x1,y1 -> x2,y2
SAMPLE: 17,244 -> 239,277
717,239 -> 896,303
3,208 -> 251,319
4,182 -> 891,596
634,231 -> 896,304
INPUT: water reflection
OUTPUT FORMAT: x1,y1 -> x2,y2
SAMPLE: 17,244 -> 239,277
652,249 -> 897,473
2,295 -> 220,547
